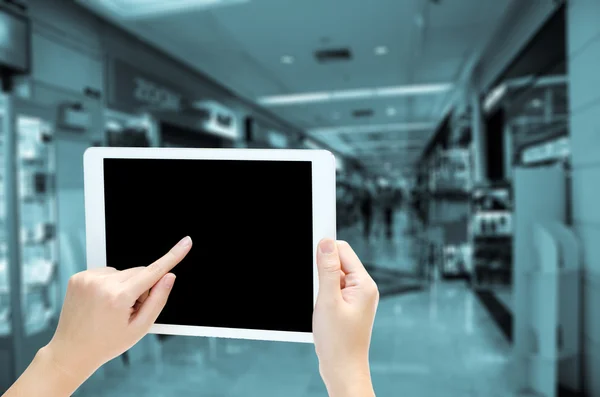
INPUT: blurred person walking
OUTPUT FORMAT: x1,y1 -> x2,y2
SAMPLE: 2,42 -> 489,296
360,188 -> 373,239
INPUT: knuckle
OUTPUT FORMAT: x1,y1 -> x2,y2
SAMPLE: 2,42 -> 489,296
365,278 -> 379,296
68,272 -> 83,288
147,262 -> 165,277
322,258 -> 339,272
337,240 -> 350,250
109,287 -> 131,307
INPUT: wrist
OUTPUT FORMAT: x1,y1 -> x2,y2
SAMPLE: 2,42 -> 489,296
38,343 -> 97,389
321,362 -> 375,397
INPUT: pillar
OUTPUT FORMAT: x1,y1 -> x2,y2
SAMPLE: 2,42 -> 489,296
567,0 -> 600,395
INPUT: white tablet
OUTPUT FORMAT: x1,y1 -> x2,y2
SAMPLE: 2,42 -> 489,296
83,147 -> 336,343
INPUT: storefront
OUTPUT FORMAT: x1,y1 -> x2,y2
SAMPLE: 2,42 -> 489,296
0,3 -> 65,391
104,57 -> 240,148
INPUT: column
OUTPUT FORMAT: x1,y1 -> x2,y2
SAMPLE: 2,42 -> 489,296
567,0 -> 600,395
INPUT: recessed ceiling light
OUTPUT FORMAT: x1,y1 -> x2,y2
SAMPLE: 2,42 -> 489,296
386,107 -> 397,116
281,55 -> 295,64
530,98 -> 543,108
375,46 -> 388,56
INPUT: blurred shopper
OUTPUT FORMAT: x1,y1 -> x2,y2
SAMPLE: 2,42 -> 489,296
381,187 -> 402,240
383,188 -> 394,240
4,238 -> 378,397
360,187 -> 373,239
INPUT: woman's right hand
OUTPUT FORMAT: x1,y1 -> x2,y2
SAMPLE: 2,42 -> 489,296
313,239 -> 379,397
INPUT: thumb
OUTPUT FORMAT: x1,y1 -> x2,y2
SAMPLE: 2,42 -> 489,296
316,239 -> 341,301
131,273 -> 176,329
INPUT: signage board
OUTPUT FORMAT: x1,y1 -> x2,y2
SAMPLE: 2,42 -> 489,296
192,100 -> 239,140
0,8 -> 29,73
522,136 -> 569,165
107,58 -> 185,113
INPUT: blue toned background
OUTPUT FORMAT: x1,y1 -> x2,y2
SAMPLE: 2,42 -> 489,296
0,0 -> 597,396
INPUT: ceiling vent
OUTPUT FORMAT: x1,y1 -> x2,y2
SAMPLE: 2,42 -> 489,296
352,109 -> 374,118
314,48 -> 352,63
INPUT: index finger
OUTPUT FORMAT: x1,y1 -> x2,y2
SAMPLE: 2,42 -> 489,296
126,236 -> 192,296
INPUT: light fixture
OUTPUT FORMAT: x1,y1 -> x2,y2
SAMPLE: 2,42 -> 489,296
258,83 -> 452,106
530,98 -> 543,108
386,107 -> 397,116
483,83 -> 507,113
309,121 -> 436,135
375,46 -> 388,56
89,0 -> 250,19
281,55 -> 294,64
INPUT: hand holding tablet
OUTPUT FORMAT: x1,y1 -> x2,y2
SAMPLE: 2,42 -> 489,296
314,239 -> 378,397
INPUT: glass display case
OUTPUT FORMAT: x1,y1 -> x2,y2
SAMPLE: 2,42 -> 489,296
15,114 -> 59,336
0,96 -> 60,390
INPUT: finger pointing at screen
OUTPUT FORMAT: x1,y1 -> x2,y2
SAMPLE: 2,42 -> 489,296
20,236 -> 193,396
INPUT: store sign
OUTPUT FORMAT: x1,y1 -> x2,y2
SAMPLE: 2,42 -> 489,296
192,100 -> 239,140
108,59 -> 185,112
133,76 -> 182,110
522,137 -> 570,164
0,9 -> 29,73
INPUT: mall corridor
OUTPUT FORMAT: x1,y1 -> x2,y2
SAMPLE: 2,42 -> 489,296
1,0 -> 598,396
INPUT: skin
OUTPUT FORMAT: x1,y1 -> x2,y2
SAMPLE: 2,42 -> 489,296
3,237 -> 378,397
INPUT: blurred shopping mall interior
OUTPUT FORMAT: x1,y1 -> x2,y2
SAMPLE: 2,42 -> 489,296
0,0 -> 599,396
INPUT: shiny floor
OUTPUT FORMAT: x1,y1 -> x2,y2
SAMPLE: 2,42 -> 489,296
76,209 -> 515,397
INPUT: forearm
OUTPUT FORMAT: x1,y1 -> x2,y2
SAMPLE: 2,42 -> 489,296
3,345 -> 92,397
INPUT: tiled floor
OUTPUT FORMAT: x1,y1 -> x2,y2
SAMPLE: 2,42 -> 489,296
76,210 -> 516,397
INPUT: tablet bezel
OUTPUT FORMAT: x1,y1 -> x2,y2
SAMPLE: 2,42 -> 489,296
83,147 -> 336,343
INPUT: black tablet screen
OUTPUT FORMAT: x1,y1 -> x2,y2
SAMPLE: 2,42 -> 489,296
103,158 -> 314,333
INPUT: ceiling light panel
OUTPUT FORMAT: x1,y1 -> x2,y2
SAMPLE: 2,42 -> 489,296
309,122 -> 436,135
374,46 -> 389,55
281,55 -> 295,64
92,0 -> 250,19
257,83 -> 453,106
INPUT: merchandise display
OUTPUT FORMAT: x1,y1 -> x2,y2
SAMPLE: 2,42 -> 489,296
14,114 -> 60,336
471,186 -> 513,287
443,244 -> 473,276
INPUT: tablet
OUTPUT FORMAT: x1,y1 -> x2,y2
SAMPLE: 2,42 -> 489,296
83,147 -> 336,343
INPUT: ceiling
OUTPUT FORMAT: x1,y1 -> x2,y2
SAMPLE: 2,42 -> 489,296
79,0 -> 514,178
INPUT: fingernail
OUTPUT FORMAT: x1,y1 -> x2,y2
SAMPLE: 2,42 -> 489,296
320,239 -> 335,254
177,236 -> 192,248
163,273 -> 176,289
